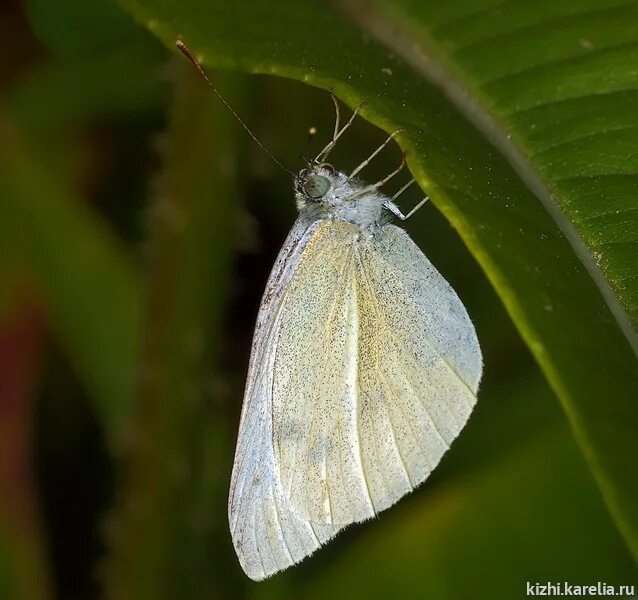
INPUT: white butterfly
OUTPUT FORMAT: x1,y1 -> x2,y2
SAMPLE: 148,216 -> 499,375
228,100 -> 483,580
172,42 -> 475,581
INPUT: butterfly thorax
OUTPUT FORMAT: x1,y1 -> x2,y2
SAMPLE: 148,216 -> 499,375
294,165 -> 393,231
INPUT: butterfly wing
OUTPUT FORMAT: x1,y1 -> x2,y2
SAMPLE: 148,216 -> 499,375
353,223 -> 482,510
272,221 -> 482,525
271,220 -> 368,524
228,216 -> 343,581
230,217 -> 482,579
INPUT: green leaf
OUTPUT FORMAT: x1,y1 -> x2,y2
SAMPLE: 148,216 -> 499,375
357,0 -> 638,335
26,0 -> 146,56
116,0 -> 638,558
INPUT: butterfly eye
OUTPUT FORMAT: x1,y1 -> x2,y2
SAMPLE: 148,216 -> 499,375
303,174 -> 331,199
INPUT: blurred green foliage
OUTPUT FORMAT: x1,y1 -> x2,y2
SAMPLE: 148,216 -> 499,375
0,0 -> 636,599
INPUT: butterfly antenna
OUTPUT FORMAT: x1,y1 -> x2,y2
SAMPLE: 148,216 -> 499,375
176,40 -> 294,175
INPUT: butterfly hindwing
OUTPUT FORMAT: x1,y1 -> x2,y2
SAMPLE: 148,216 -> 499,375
271,222 -> 482,525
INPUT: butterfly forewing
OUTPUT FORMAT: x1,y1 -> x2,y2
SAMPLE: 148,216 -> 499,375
228,217 -> 344,581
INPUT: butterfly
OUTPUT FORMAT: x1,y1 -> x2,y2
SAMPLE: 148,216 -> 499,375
228,100 -> 482,580
175,40 -> 482,581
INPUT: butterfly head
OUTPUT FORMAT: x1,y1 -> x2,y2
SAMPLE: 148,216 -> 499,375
294,163 -> 350,211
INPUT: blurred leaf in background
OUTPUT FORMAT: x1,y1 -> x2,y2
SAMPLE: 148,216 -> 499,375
0,298 -> 48,600
103,64 -> 248,600
0,0 -> 635,599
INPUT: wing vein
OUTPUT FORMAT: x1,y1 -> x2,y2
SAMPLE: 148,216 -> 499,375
307,521 -> 321,544
321,453 -> 334,523
334,418 -> 360,520
230,425 -> 267,536
270,488 -> 294,563
260,502 -> 281,572
381,389 -> 414,489
348,277 -> 376,515
251,504 -> 266,580
401,368 -> 454,445
378,368 -> 438,460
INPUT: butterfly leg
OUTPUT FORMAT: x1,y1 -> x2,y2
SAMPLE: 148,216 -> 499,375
349,130 -> 404,179
330,91 -> 341,141
384,178 -> 429,220
384,197 -> 429,221
315,99 -> 367,163
349,153 -> 406,201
